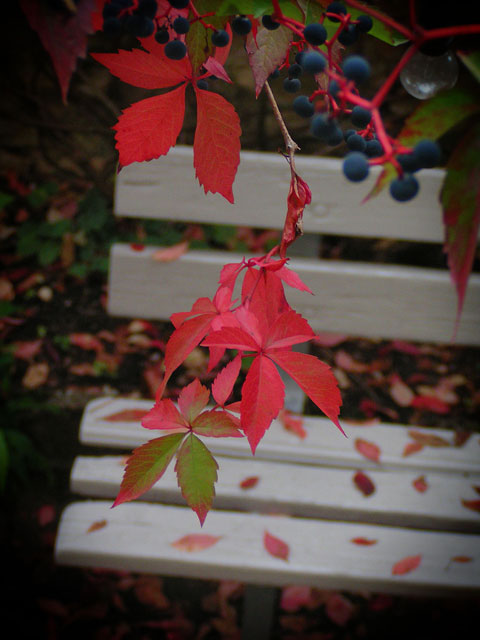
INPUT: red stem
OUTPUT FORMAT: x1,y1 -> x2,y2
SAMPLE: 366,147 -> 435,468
371,43 -> 419,109
343,0 -> 415,40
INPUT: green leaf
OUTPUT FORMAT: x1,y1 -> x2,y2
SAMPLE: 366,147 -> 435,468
114,433 -> 185,506
0,191 -> 14,209
458,51 -> 480,84
26,182 -> 58,208
441,122 -> 480,336
192,409 -> 243,437
38,240 -> 60,266
77,188 -> 110,232
43,219 -> 72,238
187,0 -> 227,74
175,433 -> 218,525
0,429 -> 9,493
217,0 -> 253,13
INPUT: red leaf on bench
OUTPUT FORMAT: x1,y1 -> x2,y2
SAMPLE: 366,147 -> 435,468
402,441 -> 424,457
392,554 -> 422,575
240,476 -> 260,489
278,409 -> 307,440
461,499 -> 480,513
351,537 -> 378,546
171,533 -> 221,552
152,242 -> 189,262
354,438 -> 381,463
412,475 -> 428,493
264,530 -> 290,561
407,430 -> 451,447
87,519 -> 107,533
353,471 -> 375,496
103,409 -> 148,422
450,555 -> 473,563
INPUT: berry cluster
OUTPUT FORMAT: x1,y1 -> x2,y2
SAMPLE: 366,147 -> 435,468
270,2 -> 441,202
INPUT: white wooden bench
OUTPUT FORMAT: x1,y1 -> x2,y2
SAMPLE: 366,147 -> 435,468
55,146 -> 480,636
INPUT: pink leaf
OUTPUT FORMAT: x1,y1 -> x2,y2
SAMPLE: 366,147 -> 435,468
392,554 -> 422,575
241,355 -> 285,454
280,585 -> 314,612
325,593 -> 354,627
353,471 -> 375,496
264,530 -> 290,561
193,87 -> 241,203
103,409 -> 149,422
412,475 -> 428,493
13,340 -> 43,360
114,84 -> 186,167
69,332 -> 103,352
211,355 -> 242,406
354,438 -> 381,463
402,441 -> 424,457
152,241 -> 189,262
239,476 -> 260,490
171,533 -> 221,552
203,56 -> 232,83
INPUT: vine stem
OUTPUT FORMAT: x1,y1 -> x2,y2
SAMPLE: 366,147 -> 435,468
264,80 -> 299,168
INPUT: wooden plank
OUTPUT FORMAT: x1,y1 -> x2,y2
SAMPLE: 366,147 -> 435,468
80,397 -> 480,476
70,454 -> 480,532
55,500 -> 480,597
114,146 -> 453,243
107,244 -> 480,345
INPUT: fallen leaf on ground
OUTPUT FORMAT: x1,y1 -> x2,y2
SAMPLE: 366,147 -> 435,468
313,332 -> 347,347
37,504 -> 55,526
353,471 -> 375,496
278,408 -> 307,439
134,576 -> 170,609
152,241 -> 189,262
22,362 -> 49,389
335,350 -> 369,372
389,375 -> 414,406
410,395 -> 451,414
87,519 -> 107,533
239,476 -> 259,490
171,534 -> 221,552
408,430 -> 450,447
355,438 -> 381,463
450,555 -> 473,563
13,339 -> 43,360
461,499 -> 480,513
325,592 -> 354,626
351,537 -> 378,546
103,409 -> 149,422
402,441 -> 424,457
392,554 -> 422,575
264,530 -> 290,561
70,332 -> 103,352
280,585 -> 314,612
412,475 -> 428,493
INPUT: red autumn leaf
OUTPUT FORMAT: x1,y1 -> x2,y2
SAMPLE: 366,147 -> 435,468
69,332 -> 103,352
450,556 -> 473,563
152,241 -> 189,262
203,56 -> 232,83
20,0 -> 96,102
103,409 -> 149,422
278,408 -> 307,440
402,441 -> 424,457
211,355 -> 242,407
171,533 -> 221,552
335,350 -> 369,373
325,593 -> 354,627
177,378 -> 210,423
240,476 -> 260,490
87,519 -> 108,533
392,554 -> 422,575
412,475 -> 428,493
264,530 -> 290,561
407,430 -> 451,447
193,86 -> 241,203
353,471 -> 375,496
389,375 -> 415,407
354,438 -> 381,463
13,340 -> 43,360
410,395 -> 451,414
280,585 -> 314,612
114,85 -> 187,167
37,504 -> 55,527
192,409 -> 242,438
279,169 -> 312,258
441,122 -> 480,336
461,499 -> 480,513
351,537 -> 378,546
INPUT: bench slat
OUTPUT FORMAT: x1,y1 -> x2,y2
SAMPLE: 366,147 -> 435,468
55,501 -> 480,597
107,244 -> 480,344
115,146 -> 452,243
71,454 -> 480,532
81,398 -> 480,475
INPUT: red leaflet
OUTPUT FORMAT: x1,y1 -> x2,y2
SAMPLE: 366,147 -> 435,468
171,533 -> 221,552
20,0 -> 96,102
450,556 -> 473,563
264,530 -> 290,561
278,409 -> 307,440
407,430 -> 450,447
240,476 -> 260,489
211,355 -> 242,407
114,85 -> 187,167
193,87 -> 241,203
353,471 -> 376,496
325,593 -> 354,627
103,409 -> 149,422
280,169 -> 312,258
392,554 -> 422,576
461,499 -> 480,513
402,441 -> 424,457
152,242 -> 189,262
351,537 -> 378,545
354,438 -> 381,463
410,395 -> 451,414
280,585 -> 314,612
87,519 -> 108,533
412,475 -> 428,493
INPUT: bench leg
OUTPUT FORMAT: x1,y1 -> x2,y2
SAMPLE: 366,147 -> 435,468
241,585 -> 277,640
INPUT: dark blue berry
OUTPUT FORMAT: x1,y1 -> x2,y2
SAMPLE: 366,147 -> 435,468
212,29 -> 230,47
262,15 -> 280,30
413,140 -> 441,168
351,105 -> 372,128
295,51 -> 306,66
269,68 -> 280,79
127,14 -> 155,37
168,0 -> 189,8
103,16 -> 122,34
347,134 -> 366,152
338,24 -> 358,46
293,95 -> 315,118
365,139 -> 383,157
197,79 -> 209,90
232,15 -> 252,35
137,0 -> 157,19
173,16 -> 190,34
343,152 -> 369,182
288,63 -> 303,78
155,27 -> 169,44
344,129 -> 356,140
103,4 -> 121,18
311,114 -> 338,141
390,174 -> 419,201
326,125 -> 344,146
165,39 -> 187,60
284,77 -> 301,93
304,22 -> 327,45
329,80 -> 340,98
356,14 -> 373,32
301,51 -> 326,74
397,153 -> 420,173
326,2 -> 347,22
342,55 -> 371,84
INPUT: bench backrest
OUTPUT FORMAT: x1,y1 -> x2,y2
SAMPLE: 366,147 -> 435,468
109,146 -> 480,345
